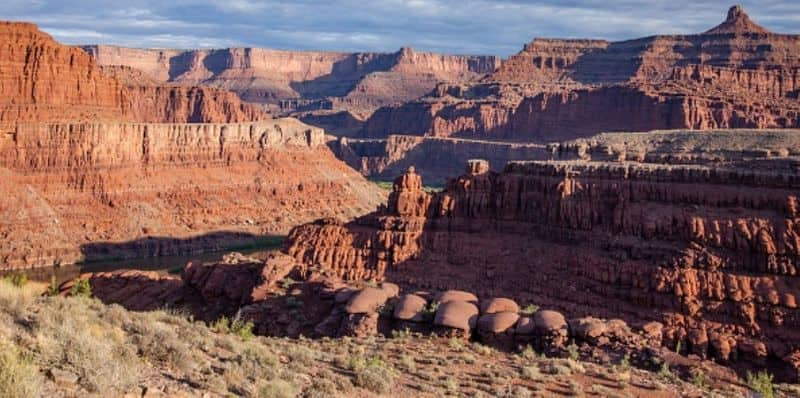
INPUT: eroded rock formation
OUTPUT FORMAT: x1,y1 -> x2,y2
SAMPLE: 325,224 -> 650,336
0,119 -> 385,269
82,45 -> 500,124
363,6 -> 800,141
0,21 -> 266,124
284,143 -> 800,378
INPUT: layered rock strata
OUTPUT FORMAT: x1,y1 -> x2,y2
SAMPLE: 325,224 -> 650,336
331,134 -> 549,184
0,21 -> 266,124
0,119 -> 384,269
83,45 -> 500,120
362,6 -> 800,141
285,154 -> 800,377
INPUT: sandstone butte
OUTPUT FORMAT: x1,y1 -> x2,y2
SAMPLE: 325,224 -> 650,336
82,44 -> 500,130
0,22 -> 385,269
362,6 -> 800,142
284,127 -> 800,380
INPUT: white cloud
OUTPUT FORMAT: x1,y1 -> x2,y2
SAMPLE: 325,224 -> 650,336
0,1 -> 797,55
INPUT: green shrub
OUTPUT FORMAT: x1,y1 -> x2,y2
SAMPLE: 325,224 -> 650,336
256,379 -> 299,398
231,318 -> 255,341
354,358 -> 396,394
567,342 -> 580,361
45,275 -> 60,296
0,340 -> 42,398
691,367 -> 708,389
520,304 -> 539,315
69,278 -> 92,297
211,316 -> 231,333
1,272 -> 28,287
746,370 -> 774,398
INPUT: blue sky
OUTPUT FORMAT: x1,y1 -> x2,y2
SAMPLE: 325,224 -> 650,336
2,1 -> 798,55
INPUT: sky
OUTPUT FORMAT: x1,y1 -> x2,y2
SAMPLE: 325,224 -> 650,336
2,1 -> 798,56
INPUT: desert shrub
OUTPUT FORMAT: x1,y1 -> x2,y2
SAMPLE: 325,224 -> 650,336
256,378 -> 299,398
568,380 -> 583,396
235,342 -> 278,380
567,342 -> 580,360
619,353 -> 631,370
0,278 -> 38,317
690,367 -> 708,389
520,304 -> 539,315
2,272 -> 28,287
45,275 -> 60,296
126,314 -> 193,372
422,300 -> 439,321
69,278 -> 92,297
0,340 -> 42,398
287,345 -> 315,367
211,316 -> 231,333
231,317 -> 255,341
746,370 -> 774,398
354,358 -> 396,394
520,365 -> 542,381
545,361 -> 572,375
32,297 -> 141,392
444,376 -> 458,392
400,354 -> 417,372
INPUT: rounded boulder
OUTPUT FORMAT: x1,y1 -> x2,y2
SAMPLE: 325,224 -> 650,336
393,294 -> 428,322
477,312 -> 520,334
533,310 -> 567,333
434,301 -> 479,331
480,297 -> 519,315
345,287 -> 389,314
437,290 -> 478,304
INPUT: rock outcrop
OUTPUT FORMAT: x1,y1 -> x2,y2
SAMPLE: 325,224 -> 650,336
362,6 -> 800,141
0,119 -> 385,269
0,21 -> 266,124
285,138 -> 800,378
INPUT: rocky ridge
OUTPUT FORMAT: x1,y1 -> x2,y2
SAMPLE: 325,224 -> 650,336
362,6 -> 800,142
82,45 -> 500,125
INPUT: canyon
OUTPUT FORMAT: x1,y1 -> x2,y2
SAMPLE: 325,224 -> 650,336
362,6 -> 800,144
0,22 -> 385,269
285,129 -> 800,380
83,44 -> 500,131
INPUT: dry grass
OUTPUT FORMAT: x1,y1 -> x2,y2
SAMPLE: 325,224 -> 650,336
0,277 -> 740,397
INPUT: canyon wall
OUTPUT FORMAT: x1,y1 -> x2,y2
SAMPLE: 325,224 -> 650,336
332,134 -> 549,184
83,45 -> 500,120
0,21 -> 266,124
362,6 -> 800,142
285,128 -> 800,377
0,119 -> 384,269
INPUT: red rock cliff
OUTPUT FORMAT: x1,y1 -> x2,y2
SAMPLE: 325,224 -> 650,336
362,6 -> 800,141
286,152 -> 800,375
0,21 -> 266,124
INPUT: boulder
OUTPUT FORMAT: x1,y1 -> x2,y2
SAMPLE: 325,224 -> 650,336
477,312 -> 520,334
434,301 -> 479,331
339,312 -> 379,337
437,290 -> 479,304
334,288 -> 358,304
393,294 -> 428,322
533,310 -> 569,353
515,316 -> 535,335
381,282 -> 400,298
345,288 -> 389,314
568,317 -> 607,342
480,297 -> 519,314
